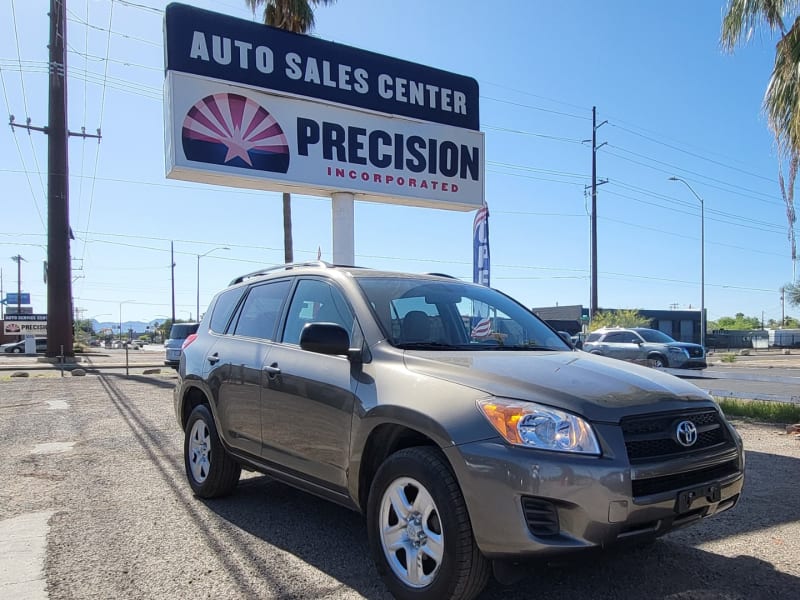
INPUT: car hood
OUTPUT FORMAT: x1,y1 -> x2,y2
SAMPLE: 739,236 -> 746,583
402,350 -> 712,423
664,341 -> 704,351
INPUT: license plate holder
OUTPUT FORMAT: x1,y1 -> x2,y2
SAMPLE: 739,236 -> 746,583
676,482 -> 721,514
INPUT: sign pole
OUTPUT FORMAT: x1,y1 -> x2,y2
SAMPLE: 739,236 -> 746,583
332,192 -> 354,266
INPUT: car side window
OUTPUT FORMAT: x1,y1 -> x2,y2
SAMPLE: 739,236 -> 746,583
604,333 -> 631,343
282,279 -> 357,346
209,287 -> 246,334
233,280 -> 291,340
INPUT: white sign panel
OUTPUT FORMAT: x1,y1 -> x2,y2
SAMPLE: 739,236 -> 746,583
165,72 -> 484,211
3,315 -> 47,336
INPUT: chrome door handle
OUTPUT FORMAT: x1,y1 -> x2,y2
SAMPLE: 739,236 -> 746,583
263,363 -> 281,377
207,353 -> 220,365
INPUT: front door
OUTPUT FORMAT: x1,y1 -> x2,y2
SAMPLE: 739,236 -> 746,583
260,278 -> 360,492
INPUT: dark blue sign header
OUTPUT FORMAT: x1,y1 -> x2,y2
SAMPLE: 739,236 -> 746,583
164,3 -> 480,130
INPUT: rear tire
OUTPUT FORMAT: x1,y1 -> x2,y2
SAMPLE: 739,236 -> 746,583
184,404 -> 241,498
367,447 -> 490,600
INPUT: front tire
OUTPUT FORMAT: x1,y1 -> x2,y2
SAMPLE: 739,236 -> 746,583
650,354 -> 668,368
184,404 -> 241,498
367,447 -> 490,600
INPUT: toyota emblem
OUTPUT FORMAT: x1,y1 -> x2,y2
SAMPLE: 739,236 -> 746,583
675,420 -> 698,447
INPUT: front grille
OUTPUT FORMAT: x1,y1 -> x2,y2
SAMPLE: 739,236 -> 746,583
632,459 -> 740,497
521,497 -> 560,537
686,346 -> 704,358
622,409 -> 732,463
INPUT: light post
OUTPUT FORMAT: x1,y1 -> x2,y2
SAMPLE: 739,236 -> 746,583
119,300 -> 134,342
196,247 -> 229,323
668,177 -> 705,349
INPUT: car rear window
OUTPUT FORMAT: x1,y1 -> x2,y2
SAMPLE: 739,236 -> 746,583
169,323 -> 199,340
209,287 -> 246,334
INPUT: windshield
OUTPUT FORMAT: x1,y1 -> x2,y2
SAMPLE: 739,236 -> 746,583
356,277 -> 570,351
638,329 -> 677,343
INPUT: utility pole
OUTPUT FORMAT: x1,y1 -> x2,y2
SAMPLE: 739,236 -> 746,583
171,241 -> 176,324
588,107 -> 607,319
781,286 -> 785,327
10,0 -> 100,356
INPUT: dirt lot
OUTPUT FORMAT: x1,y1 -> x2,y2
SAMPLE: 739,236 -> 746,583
0,374 -> 798,599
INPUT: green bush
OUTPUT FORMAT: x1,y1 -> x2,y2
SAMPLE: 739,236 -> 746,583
720,353 -> 737,363
716,397 -> 800,423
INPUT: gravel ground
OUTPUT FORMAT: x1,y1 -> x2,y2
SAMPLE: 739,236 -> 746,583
0,374 -> 798,600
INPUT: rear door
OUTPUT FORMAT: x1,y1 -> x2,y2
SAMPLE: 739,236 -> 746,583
259,277 -> 361,492
602,331 -> 641,361
211,280 -> 290,458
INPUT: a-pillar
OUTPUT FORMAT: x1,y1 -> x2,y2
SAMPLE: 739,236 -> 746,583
331,192 -> 355,266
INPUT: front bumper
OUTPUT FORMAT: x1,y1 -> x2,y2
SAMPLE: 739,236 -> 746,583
444,428 -> 743,559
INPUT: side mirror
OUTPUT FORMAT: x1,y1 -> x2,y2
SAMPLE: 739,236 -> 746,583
557,331 -> 574,348
300,322 -> 356,358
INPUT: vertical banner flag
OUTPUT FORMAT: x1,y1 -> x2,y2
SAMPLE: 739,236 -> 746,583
473,204 -> 490,286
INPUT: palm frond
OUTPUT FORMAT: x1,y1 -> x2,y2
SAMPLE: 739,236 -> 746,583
246,0 -> 334,32
721,0 -> 798,51
765,16 -> 800,158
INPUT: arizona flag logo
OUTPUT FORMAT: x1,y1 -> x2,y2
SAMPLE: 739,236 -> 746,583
182,93 -> 290,173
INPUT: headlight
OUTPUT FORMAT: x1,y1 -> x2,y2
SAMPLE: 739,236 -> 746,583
477,398 -> 600,455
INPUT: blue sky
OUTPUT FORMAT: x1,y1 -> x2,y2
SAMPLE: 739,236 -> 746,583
0,0 -> 794,326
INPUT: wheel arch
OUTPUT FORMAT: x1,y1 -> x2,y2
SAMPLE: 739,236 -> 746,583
356,423 -> 442,513
178,383 -> 212,431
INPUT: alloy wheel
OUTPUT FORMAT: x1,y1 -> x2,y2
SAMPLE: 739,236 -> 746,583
378,476 -> 444,588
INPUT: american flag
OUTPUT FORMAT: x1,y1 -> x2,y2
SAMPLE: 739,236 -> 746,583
470,317 -> 492,338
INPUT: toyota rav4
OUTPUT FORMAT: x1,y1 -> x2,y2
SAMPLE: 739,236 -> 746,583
173,263 -> 743,600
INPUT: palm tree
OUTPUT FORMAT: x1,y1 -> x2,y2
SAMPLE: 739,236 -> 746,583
786,281 -> 800,306
722,0 -> 800,279
246,0 -> 336,264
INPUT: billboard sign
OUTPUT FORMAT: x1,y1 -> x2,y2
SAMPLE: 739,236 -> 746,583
164,3 -> 479,131
3,313 -> 47,336
163,4 -> 484,210
4,293 -> 31,305
166,72 -> 483,209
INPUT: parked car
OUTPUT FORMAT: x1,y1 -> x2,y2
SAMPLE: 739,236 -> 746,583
174,264 -> 742,600
164,322 -> 199,368
582,327 -> 707,369
1,338 -> 47,354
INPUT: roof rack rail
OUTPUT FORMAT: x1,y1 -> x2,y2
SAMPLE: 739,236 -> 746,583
229,261 -> 332,285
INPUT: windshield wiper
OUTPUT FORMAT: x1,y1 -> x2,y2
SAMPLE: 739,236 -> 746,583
473,345 -> 559,351
395,341 -> 462,350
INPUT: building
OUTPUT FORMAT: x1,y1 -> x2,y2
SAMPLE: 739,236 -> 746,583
531,305 -> 705,345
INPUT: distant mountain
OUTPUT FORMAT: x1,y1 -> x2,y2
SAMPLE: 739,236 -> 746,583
93,320 -> 161,334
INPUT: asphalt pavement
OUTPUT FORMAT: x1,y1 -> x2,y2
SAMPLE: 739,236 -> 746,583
0,374 -> 798,599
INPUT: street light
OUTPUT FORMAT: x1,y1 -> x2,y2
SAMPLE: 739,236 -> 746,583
668,176 -> 705,349
196,247 -> 229,323
119,300 -> 134,342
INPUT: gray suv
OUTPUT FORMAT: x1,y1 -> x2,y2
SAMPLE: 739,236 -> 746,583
164,322 -> 199,368
174,264 -> 742,600
582,327 -> 707,369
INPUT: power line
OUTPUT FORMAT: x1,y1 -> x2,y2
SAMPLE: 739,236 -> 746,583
606,144 -> 780,205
